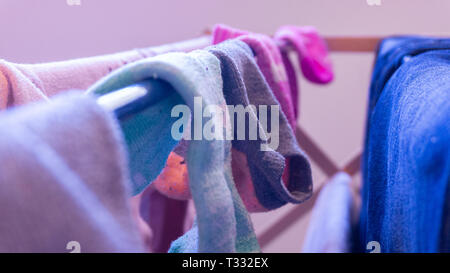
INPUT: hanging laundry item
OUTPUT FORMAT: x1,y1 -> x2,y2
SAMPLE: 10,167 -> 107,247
87,51 -> 259,253
0,92 -> 144,252
274,26 -> 334,84
138,186 -> 195,252
152,24 -> 298,204
208,40 -> 312,211
148,25 -> 333,212
211,25 -> 299,212
211,24 -> 332,211
302,172 -> 354,253
0,45 -> 192,253
359,37 -> 450,253
213,24 -> 334,120
0,48 -> 158,108
128,192 -> 154,252
212,24 -> 298,129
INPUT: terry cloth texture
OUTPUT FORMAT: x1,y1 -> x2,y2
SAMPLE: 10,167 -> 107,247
0,91 -> 144,252
359,37 -> 450,253
87,50 -> 259,253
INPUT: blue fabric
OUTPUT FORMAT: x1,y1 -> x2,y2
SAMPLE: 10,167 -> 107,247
359,37 -> 450,253
366,36 -> 450,114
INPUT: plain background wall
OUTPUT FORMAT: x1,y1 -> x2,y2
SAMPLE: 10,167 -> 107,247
1,0 -> 449,252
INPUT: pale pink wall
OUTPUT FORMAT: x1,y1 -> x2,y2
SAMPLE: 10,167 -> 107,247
1,0 -> 448,63
1,0 -> 448,252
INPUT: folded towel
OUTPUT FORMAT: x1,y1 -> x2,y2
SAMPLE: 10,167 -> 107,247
208,40 -> 313,211
302,172 -> 353,253
87,50 -> 259,252
0,91 -> 144,252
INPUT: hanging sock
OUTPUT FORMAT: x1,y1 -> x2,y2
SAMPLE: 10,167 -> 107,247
151,25 -> 333,213
274,25 -> 334,84
152,24 -> 297,204
274,26 -> 333,118
87,50 -> 259,253
210,24 -> 323,212
207,40 -> 313,211
211,25 -> 297,212
155,30 -> 312,212
138,186 -> 194,252
212,24 -> 297,129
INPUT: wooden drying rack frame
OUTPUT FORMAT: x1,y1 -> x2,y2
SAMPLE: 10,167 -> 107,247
257,35 -> 377,248
148,31 -> 381,249
203,28 -> 381,52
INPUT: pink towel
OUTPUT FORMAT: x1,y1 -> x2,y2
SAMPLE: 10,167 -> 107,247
0,45 -> 192,252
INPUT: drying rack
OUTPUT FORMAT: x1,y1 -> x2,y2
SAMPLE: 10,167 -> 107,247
97,32 -> 382,249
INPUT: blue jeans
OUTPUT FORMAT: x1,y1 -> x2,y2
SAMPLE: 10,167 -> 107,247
358,37 -> 450,253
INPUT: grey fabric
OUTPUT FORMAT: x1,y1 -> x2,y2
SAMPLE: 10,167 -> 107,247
208,40 -> 313,210
0,91 -> 144,253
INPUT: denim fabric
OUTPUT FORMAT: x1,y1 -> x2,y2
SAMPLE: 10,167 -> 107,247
359,37 -> 450,252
